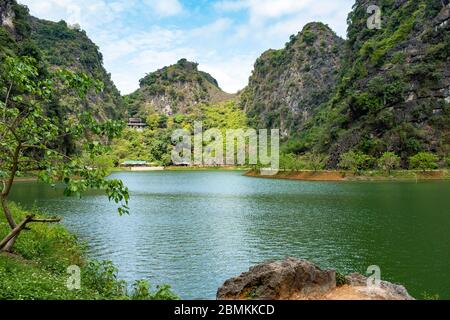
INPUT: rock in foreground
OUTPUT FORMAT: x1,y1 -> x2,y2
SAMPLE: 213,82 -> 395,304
217,258 -> 414,300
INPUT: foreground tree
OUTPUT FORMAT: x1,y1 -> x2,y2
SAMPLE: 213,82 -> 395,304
409,152 -> 439,172
0,56 -> 129,252
377,152 -> 401,174
279,153 -> 296,171
302,153 -> 329,172
338,151 -> 374,174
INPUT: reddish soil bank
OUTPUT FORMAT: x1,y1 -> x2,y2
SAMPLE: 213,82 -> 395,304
245,170 -> 346,181
244,170 -> 449,182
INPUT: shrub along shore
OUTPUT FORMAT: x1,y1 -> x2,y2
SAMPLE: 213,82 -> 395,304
0,203 -> 179,300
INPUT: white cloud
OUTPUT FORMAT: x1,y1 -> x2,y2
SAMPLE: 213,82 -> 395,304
201,54 -> 257,93
19,0 -> 182,28
247,0 -> 315,24
216,0 -> 315,23
18,0 -> 132,28
214,0 -> 248,12
215,0 -> 351,37
189,18 -> 233,38
143,0 -> 183,17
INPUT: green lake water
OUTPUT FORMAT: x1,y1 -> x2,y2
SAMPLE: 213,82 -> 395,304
9,171 -> 450,299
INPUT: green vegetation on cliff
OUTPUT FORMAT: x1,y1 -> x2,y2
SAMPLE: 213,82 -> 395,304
110,101 -> 247,166
125,59 -> 235,117
292,1 -> 449,167
0,0 -> 125,120
243,0 -> 450,169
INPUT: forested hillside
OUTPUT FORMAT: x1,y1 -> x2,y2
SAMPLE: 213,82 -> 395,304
0,0 -> 125,120
255,0 -> 450,168
110,101 -> 247,166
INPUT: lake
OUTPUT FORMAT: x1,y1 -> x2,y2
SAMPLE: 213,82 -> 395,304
10,171 -> 450,299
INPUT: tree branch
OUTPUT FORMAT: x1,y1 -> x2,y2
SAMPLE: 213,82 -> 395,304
4,124 -> 21,144
0,215 -> 61,251
0,144 -> 14,157
1,143 -> 22,198
30,217 -> 61,223
11,108 -> 31,133
0,216 -> 32,250
3,82 -> 12,123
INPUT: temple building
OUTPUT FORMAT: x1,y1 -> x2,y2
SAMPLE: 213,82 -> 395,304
127,118 -> 147,131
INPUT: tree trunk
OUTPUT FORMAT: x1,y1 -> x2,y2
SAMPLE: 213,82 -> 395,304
0,195 -> 18,252
1,195 -> 17,229
0,145 -> 21,252
0,216 -> 33,250
0,215 -> 61,252
2,237 -> 17,252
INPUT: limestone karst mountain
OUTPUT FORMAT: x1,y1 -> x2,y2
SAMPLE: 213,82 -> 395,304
240,22 -> 344,137
242,0 -> 449,167
125,59 -> 236,117
0,0 -> 126,120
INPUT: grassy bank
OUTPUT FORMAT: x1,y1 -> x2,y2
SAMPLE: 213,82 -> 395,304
245,169 -> 450,182
0,203 -> 178,300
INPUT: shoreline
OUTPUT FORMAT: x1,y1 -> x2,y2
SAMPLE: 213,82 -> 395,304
12,168 -> 450,182
112,166 -> 249,172
13,177 -> 38,182
244,169 -> 450,182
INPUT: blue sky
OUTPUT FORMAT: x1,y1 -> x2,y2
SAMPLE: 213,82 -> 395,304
19,0 -> 355,94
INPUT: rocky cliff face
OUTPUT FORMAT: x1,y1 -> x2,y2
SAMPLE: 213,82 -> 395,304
29,17 -> 126,120
0,0 -> 31,57
294,0 -> 450,166
240,22 -> 344,136
125,59 -> 236,117
0,0 -> 126,120
0,0 -> 15,31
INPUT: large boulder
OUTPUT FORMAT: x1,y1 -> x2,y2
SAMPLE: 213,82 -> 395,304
217,258 -> 414,300
217,257 -> 336,300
